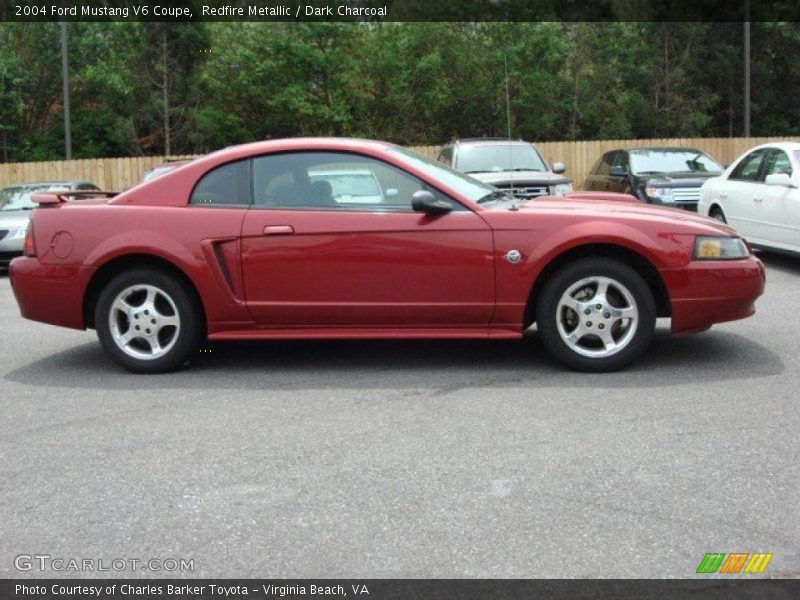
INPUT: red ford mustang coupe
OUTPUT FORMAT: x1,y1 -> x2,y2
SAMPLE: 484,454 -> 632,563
9,138 -> 765,373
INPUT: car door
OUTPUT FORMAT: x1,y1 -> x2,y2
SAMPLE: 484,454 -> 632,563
239,151 -> 495,329
720,148 -> 769,238
755,148 -> 800,248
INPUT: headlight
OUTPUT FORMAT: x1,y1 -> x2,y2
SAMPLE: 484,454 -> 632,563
645,187 -> 674,203
551,183 -> 572,196
693,236 -> 749,260
8,226 -> 27,240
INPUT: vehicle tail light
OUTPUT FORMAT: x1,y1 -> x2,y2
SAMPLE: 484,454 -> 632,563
23,221 -> 36,257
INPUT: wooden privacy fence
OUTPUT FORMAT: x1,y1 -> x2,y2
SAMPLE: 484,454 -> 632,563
2,137 -> 799,192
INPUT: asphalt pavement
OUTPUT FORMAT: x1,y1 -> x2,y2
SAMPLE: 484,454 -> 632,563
1,253 -> 798,578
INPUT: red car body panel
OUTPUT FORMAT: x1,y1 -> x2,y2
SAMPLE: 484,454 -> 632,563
9,138 -> 765,342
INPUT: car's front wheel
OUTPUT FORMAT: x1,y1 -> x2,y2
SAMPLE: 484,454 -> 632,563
95,268 -> 203,373
535,258 -> 656,372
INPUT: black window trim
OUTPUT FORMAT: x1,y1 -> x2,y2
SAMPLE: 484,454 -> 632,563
728,148 -> 768,183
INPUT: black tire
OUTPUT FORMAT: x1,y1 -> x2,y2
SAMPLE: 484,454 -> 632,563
95,268 -> 204,373
535,258 -> 656,372
710,206 -> 727,223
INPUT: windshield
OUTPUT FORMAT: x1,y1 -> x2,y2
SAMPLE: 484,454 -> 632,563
0,184 -> 72,211
629,150 -> 722,175
455,144 -> 548,174
142,166 -> 176,183
387,147 -> 496,203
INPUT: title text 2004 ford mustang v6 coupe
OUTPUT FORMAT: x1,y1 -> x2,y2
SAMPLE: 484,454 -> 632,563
9,138 -> 764,373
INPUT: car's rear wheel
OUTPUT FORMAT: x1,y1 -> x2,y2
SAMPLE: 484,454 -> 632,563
535,258 -> 656,372
710,206 -> 727,223
95,268 -> 203,373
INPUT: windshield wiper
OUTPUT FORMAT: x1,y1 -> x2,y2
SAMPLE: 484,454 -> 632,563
509,168 -> 543,172
465,170 -> 492,174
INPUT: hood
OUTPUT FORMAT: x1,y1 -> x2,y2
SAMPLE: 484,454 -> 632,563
517,197 -> 736,235
638,172 -> 719,188
0,209 -> 32,230
469,170 -> 571,186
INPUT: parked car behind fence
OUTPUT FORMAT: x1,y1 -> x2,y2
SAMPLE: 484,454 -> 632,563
699,142 -> 800,256
438,139 -> 573,199
584,147 -> 724,212
0,181 -> 100,267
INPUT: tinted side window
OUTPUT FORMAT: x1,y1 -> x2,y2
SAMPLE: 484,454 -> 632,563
190,160 -> 250,205
593,152 -> 615,176
729,149 -> 767,182
252,151 -> 463,212
763,149 -> 793,177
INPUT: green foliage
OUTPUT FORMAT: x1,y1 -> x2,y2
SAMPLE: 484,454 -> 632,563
0,22 -> 797,162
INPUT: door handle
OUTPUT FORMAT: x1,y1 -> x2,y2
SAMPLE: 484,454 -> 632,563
263,225 -> 294,235
754,196 -> 763,203
719,193 -> 727,199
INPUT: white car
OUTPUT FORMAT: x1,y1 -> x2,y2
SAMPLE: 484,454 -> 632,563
309,168 -> 398,205
699,142 -> 800,255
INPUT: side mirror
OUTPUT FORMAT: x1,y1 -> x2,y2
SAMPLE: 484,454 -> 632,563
412,190 -> 452,216
385,188 -> 399,198
552,162 -> 566,174
765,172 -> 795,187
609,165 -> 627,177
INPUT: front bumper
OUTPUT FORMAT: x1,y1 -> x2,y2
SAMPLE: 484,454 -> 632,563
645,197 -> 698,212
661,255 -> 766,334
0,250 -> 22,267
9,257 -> 95,330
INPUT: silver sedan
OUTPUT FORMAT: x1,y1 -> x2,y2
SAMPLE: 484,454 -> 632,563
0,181 -> 99,267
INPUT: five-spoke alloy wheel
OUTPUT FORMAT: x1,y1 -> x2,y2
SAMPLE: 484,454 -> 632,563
96,268 -> 203,373
536,258 -> 656,371
108,284 -> 181,361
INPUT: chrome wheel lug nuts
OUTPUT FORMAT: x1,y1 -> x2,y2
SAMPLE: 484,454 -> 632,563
587,321 -> 593,327
584,309 -> 591,315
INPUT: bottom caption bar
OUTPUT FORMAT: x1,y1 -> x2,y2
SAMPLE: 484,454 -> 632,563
2,579 -> 800,600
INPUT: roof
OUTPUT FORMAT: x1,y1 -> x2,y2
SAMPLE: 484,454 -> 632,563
213,137 -> 395,158
443,138 -> 529,147
624,147 -> 705,153
744,141 -> 800,152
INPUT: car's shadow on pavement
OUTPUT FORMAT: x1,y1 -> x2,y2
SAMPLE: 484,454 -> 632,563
5,328 -> 784,392
758,250 -> 800,275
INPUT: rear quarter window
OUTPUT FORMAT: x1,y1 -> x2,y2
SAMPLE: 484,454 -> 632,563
190,161 -> 250,206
